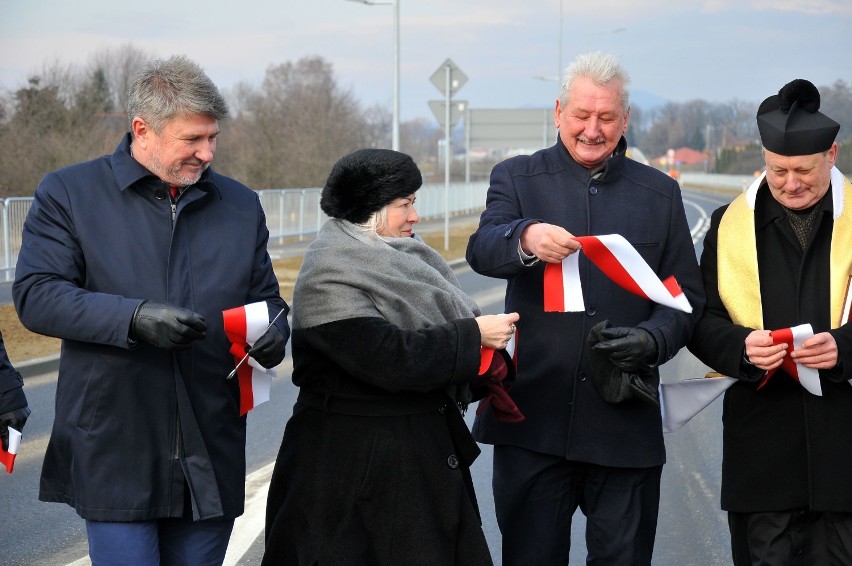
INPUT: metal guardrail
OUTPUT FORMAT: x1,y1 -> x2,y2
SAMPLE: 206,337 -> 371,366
1,198 -> 32,282
0,174 -> 753,282
680,172 -> 755,192
0,182 -> 490,282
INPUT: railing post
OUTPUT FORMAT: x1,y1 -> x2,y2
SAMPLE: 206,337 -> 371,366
2,199 -> 10,282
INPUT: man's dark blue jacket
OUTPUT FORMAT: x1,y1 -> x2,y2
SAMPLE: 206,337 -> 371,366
467,136 -> 704,467
13,134 -> 289,521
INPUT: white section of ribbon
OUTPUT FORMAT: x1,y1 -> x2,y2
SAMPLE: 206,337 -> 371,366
6,426 -> 21,455
243,301 -> 275,408
790,324 -> 820,396
659,377 -> 736,433
243,302 -> 277,378
244,302 -> 270,345
248,371 -> 272,408
562,253 -> 585,312
594,235 -> 692,313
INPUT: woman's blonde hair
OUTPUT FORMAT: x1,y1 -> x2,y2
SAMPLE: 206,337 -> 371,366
360,206 -> 389,236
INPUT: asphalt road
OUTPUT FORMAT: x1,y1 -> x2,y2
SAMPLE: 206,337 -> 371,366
1,187 -> 737,565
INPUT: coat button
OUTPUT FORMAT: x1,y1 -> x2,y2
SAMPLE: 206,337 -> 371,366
446,455 -> 459,469
589,186 -> 598,195
586,306 -> 596,316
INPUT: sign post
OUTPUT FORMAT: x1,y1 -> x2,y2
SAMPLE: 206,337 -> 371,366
429,59 -> 467,249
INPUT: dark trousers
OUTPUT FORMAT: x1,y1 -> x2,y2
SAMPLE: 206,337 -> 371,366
493,444 -> 662,566
729,509 -> 852,566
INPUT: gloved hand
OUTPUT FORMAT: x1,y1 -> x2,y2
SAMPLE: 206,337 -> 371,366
246,324 -> 287,369
587,322 -> 660,406
592,326 -> 658,372
131,301 -> 207,351
1,405 -> 31,451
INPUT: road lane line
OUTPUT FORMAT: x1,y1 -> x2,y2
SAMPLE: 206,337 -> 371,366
224,462 -> 276,565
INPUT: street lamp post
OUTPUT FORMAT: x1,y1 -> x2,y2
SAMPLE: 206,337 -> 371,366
347,0 -> 400,151
537,18 -> 626,96
532,0 -> 565,95
558,0 -> 563,88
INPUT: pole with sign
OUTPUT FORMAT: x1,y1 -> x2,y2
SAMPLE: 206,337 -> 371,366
429,59 -> 467,249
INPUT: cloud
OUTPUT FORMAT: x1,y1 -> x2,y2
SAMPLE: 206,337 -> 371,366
754,0 -> 852,15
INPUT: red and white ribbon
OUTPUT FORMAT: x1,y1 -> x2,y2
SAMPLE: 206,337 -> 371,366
543,234 -> 692,313
758,323 -> 821,396
662,323 -> 827,431
0,427 -> 22,473
223,301 -> 276,415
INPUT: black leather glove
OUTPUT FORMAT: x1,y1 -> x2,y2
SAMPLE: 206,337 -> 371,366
587,322 -> 660,406
131,301 -> 207,351
1,404 -> 31,451
246,324 -> 286,369
592,326 -> 658,372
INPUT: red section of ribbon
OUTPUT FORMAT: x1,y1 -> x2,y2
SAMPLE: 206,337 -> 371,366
662,275 -> 682,298
237,364 -> 254,416
223,306 -> 248,359
223,305 -> 255,415
757,327 -> 797,390
543,263 -> 564,312
479,347 -> 495,375
576,236 -> 649,300
0,447 -> 16,473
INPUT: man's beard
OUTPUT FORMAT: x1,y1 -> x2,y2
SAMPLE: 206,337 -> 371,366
149,148 -> 209,187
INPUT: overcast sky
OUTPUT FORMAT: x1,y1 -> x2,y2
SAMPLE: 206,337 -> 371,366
1,0 -> 850,123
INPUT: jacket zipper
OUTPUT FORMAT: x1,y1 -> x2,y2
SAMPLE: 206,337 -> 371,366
168,192 -> 180,461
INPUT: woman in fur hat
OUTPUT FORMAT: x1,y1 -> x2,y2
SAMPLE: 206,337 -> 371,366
262,149 -> 521,565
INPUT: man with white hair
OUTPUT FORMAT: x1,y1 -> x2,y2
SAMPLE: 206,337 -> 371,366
467,51 -> 704,565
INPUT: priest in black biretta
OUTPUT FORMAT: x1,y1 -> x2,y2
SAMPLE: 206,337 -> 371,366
686,77 -> 852,566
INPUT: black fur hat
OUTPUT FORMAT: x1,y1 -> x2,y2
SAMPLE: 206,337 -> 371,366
320,149 -> 423,224
756,79 -> 839,156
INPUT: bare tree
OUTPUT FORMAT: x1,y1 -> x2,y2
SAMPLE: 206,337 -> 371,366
0,55 -> 130,197
821,80 -> 852,143
362,104 -> 392,150
90,43 -> 154,116
217,56 -> 374,189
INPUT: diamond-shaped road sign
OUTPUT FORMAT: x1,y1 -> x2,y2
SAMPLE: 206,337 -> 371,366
428,100 -> 468,129
429,58 -> 467,96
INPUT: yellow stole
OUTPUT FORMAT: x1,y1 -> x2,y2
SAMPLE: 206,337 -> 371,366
717,168 -> 852,329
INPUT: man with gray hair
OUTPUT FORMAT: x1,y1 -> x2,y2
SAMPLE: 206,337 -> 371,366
467,51 -> 704,564
14,55 -> 289,564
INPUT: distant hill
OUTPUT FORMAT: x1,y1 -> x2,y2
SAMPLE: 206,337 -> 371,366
631,89 -> 668,111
